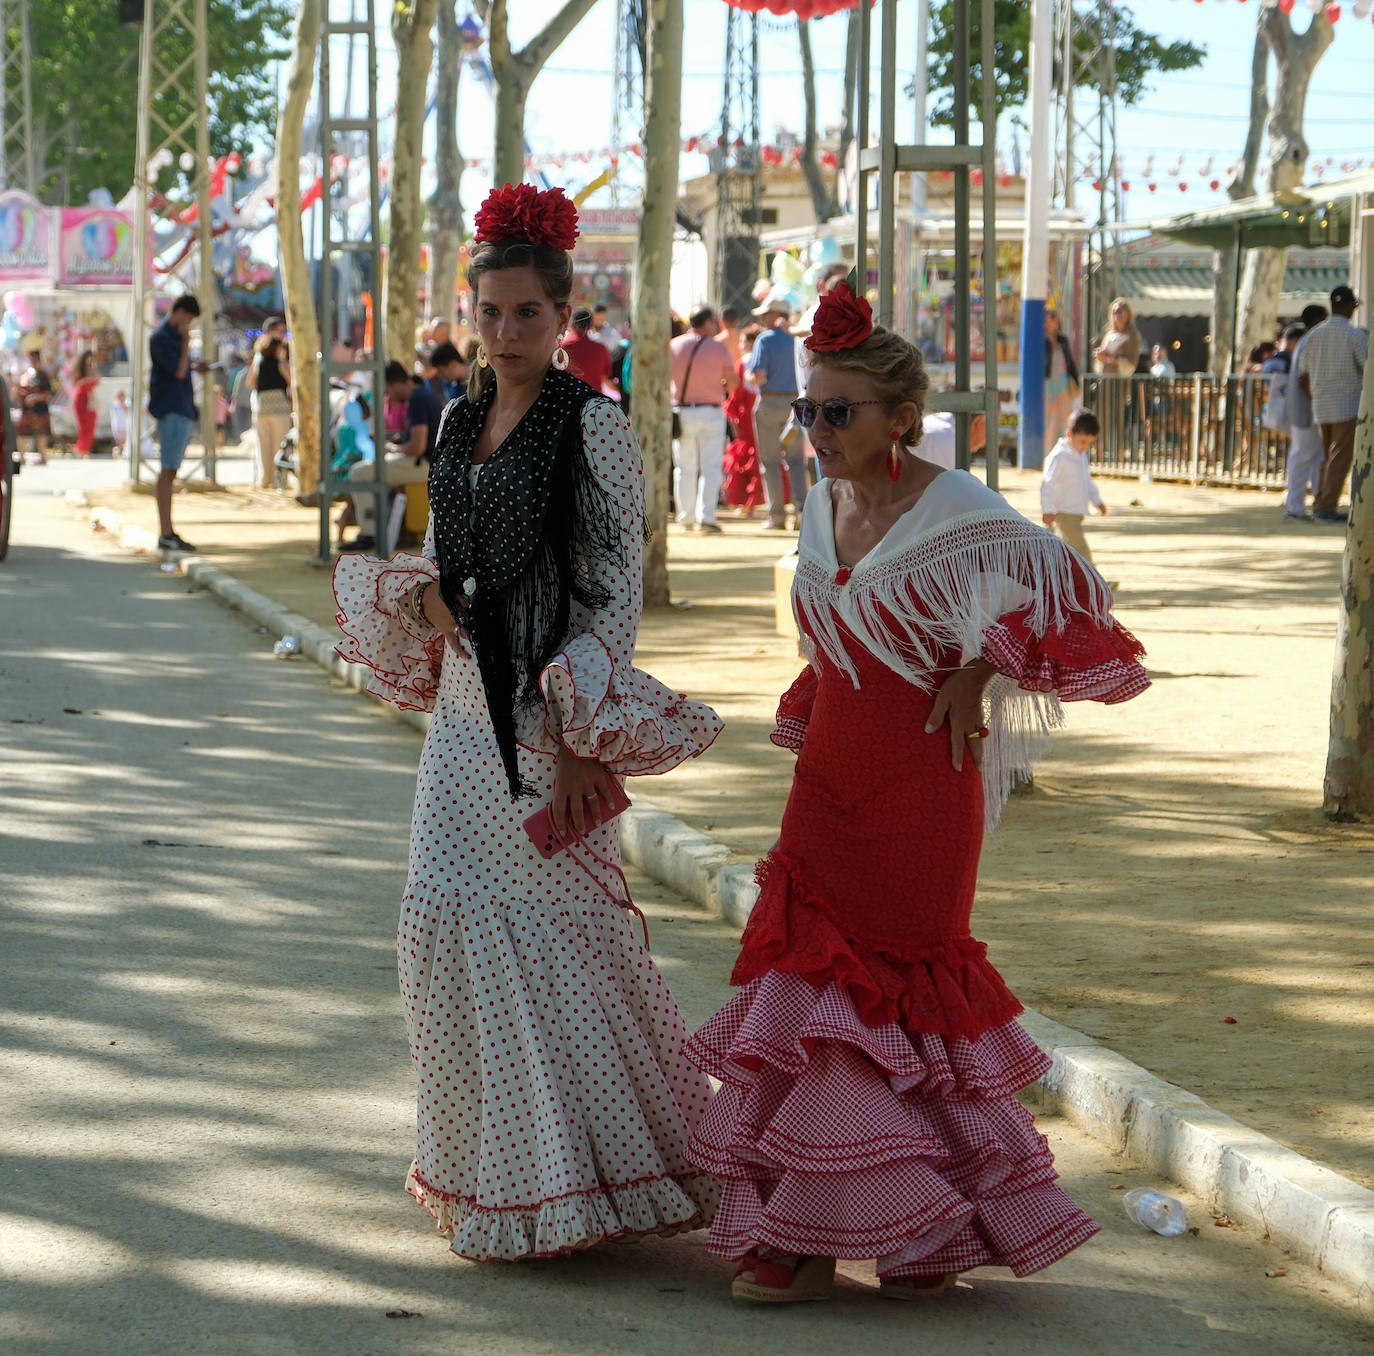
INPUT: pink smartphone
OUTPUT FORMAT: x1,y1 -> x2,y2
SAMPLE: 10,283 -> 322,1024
523,779 -> 632,858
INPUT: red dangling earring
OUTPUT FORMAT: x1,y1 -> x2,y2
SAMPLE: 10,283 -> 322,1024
887,432 -> 903,481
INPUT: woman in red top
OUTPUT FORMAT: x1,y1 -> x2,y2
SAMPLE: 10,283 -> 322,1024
684,286 -> 1149,1303
72,352 -> 100,456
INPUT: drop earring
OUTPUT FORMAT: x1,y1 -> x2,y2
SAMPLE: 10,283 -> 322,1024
887,432 -> 903,481
552,339 -> 569,371
477,347 -> 489,368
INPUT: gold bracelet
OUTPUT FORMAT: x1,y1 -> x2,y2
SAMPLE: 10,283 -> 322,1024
410,580 -> 433,630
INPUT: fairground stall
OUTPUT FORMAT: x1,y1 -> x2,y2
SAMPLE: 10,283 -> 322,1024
0,190 -> 138,454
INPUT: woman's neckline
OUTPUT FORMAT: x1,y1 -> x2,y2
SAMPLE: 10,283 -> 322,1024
824,468 -> 951,572
471,382 -> 541,466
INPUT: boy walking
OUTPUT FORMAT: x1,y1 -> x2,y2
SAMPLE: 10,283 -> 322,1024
1041,407 -> 1108,563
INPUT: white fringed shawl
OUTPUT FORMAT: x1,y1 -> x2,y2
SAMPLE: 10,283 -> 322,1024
794,470 -> 1118,828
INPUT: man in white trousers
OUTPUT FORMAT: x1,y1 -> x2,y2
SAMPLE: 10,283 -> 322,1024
1282,305 -> 1327,522
670,307 -> 737,533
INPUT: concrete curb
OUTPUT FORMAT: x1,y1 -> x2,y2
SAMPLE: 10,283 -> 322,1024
99,506 -> 1373,1304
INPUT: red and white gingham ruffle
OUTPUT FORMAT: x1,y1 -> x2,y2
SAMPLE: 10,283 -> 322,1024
981,607 -> 1148,706
684,970 -> 1099,1277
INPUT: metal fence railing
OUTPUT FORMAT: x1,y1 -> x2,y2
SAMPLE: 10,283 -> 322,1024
1081,373 -> 1291,489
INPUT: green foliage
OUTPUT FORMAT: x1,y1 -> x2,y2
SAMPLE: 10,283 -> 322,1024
12,1 -> 290,205
926,1 -> 1205,129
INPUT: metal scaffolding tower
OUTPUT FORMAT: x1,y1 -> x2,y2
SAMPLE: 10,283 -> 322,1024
713,9 -> 760,316
128,0 -> 217,485
854,0 -> 999,486
1052,0 -> 1121,348
609,0 -> 644,205
316,0 -> 387,562
0,0 -> 35,193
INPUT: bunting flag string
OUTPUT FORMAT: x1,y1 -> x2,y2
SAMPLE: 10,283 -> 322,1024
148,123 -> 1372,240
1166,0 -> 1374,20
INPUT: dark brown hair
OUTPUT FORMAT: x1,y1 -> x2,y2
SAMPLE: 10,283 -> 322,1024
1068,407 -> 1101,436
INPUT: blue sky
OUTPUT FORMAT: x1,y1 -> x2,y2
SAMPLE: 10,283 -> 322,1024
359,1 -> 1374,221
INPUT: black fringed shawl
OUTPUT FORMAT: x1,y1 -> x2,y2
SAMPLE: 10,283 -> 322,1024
427,368 -> 636,799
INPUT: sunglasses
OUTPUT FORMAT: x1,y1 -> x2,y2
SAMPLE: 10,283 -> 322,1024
789,397 -> 884,430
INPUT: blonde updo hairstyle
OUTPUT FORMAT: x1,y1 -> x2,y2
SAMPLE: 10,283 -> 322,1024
465,237 -> 575,401
805,325 -> 929,448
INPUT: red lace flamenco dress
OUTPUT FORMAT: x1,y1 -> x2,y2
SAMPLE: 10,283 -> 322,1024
721,359 -> 765,511
684,470 -> 1148,1282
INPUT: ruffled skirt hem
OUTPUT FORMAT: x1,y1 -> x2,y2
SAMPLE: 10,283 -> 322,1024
406,1164 -> 719,1262
684,971 -> 1097,1274
731,853 -> 1026,1040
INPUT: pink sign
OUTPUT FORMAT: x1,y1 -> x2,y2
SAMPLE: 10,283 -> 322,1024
0,190 -> 53,283
58,207 -> 134,287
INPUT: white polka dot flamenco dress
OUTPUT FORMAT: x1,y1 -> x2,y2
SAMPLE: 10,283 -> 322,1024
334,401 -> 723,1261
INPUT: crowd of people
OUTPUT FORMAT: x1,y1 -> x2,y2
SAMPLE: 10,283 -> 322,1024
332,182 -> 1150,1306
1264,285 -> 1368,524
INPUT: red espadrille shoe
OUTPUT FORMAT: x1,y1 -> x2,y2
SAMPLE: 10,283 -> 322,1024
731,1251 -> 836,1303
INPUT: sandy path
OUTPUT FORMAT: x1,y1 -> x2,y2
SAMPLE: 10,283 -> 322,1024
83,466 -> 1374,1188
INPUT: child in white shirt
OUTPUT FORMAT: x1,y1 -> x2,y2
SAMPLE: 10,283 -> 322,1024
1040,407 -> 1108,564
109,389 -> 130,457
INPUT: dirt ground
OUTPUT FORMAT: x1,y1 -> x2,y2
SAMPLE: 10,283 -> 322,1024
81,464 -> 1374,1190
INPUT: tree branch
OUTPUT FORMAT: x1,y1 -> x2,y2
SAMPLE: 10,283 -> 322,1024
798,19 -> 839,222
516,0 -> 600,80
1227,22 -> 1267,201
487,0 -> 510,71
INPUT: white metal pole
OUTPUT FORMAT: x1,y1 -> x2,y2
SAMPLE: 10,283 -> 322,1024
1018,0 -> 1053,469
129,1 -> 155,486
910,0 -> 929,216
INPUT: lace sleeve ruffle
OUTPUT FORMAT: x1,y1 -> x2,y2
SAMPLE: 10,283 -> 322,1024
539,633 -> 723,775
333,550 -> 444,712
770,665 -> 819,753
981,606 -> 1148,705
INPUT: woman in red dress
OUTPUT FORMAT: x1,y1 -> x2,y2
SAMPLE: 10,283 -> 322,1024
721,323 -> 764,513
72,352 -> 100,456
684,285 -> 1149,1303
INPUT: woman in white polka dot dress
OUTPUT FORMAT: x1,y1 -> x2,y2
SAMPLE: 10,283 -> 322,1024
334,185 -> 723,1262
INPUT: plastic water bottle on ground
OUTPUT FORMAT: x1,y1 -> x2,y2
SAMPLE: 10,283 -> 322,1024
272,634 -> 301,658
1123,1188 -> 1188,1236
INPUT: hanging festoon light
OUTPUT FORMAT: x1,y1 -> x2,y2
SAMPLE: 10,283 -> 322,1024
1354,0 -> 1373,18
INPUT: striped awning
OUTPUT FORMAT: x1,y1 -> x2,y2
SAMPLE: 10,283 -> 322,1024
1119,254 -> 1350,319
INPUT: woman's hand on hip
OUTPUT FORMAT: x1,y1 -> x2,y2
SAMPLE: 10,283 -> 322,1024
550,745 -> 617,842
926,659 -> 996,772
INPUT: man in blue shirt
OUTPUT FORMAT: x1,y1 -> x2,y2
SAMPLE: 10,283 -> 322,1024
343,360 -> 443,552
148,294 -> 208,551
747,295 -> 805,529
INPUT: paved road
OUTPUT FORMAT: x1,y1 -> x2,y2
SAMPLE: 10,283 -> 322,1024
11,447 -> 257,501
1,489 -> 1369,1354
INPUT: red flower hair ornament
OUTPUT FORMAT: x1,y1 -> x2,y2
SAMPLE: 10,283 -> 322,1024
472,183 -> 579,252
804,282 -> 874,352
